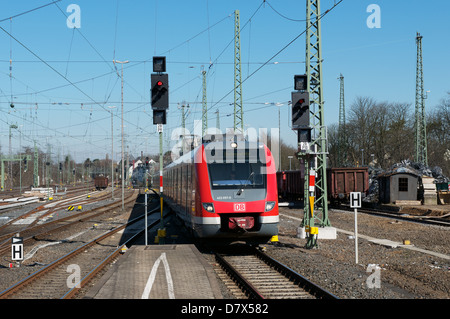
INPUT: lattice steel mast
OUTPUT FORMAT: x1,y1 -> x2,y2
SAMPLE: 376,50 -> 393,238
233,10 -> 243,133
302,0 -> 330,249
202,70 -> 208,136
338,73 -> 346,167
415,32 -> 428,166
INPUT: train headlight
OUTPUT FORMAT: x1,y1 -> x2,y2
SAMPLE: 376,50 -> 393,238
265,201 -> 276,212
202,203 -> 215,213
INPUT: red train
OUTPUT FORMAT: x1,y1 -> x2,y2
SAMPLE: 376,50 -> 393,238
154,135 -> 279,244
277,167 -> 369,204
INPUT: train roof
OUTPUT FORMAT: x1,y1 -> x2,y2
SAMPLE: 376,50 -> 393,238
165,135 -> 269,169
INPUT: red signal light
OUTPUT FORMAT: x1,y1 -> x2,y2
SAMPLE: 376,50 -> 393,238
299,99 -> 305,104
157,81 -> 163,86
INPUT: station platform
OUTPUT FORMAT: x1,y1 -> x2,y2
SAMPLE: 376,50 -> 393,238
84,244 -> 224,299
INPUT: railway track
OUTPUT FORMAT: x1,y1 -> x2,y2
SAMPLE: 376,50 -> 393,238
334,205 -> 450,227
0,187 -> 122,235
214,245 -> 338,299
0,189 -> 137,255
0,200 -> 162,299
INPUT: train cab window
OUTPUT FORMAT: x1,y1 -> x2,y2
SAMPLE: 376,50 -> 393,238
208,162 -> 266,189
398,177 -> 408,192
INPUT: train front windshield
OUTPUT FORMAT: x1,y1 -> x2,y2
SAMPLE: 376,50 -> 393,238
206,143 -> 268,190
208,162 -> 266,189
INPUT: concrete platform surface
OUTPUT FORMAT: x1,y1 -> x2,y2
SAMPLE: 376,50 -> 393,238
85,244 -> 223,299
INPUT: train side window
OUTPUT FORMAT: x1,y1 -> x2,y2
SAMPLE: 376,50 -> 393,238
398,177 -> 408,192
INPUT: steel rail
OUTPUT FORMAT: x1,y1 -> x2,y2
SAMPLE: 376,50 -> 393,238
0,187 -> 124,237
254,248 -> 338,299
334,205 -> 450,227
0,190 -> 137,251
61,208 -> 164,299
214,252 -> 264,299
214,246 -> 338,299
0,203 -> 163,299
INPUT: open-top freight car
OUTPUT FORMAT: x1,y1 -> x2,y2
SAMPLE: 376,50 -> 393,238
277,166 -> 369,204
94,176 -> 109,190
327,167 -> 369,204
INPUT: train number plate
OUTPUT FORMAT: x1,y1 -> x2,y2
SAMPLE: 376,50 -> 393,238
233,203 -> 246,212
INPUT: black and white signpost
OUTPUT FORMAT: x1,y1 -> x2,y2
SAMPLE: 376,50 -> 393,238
11,236 -> 23,265
350,192 -> 361,264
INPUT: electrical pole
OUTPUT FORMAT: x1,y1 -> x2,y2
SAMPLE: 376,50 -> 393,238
415,32 -> 428,166
179,102 -> 189,155
202,70 -> 208,136
233,10 -> 243,134
108,106 -> 116,200
113,59 -> 129,211
302,0 -> 330,249
9,124 -> 18,190
338,73 -> 346,167
34,140 -> 38,187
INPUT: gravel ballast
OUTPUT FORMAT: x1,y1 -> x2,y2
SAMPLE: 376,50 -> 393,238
264,206 -> 450,299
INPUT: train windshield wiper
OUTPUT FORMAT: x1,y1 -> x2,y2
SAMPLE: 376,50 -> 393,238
236,172 -> 254,196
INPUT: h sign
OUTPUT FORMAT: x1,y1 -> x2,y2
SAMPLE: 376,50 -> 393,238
11,237 -> 23,261
350,192 -> 361,208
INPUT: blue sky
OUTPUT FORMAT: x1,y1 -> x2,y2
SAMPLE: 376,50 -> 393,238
1,0 -> 449,162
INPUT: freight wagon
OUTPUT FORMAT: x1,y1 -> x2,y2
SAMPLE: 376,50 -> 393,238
326,167 -> 369,205
94,176 -> 109,190
277,167 -> 369,205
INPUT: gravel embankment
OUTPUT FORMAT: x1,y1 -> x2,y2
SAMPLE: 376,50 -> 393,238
264,207 -> 450,299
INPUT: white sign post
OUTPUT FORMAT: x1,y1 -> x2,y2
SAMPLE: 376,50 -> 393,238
145,192 -> 148,246
350,192 -> 361,264
11,236 -> 23,262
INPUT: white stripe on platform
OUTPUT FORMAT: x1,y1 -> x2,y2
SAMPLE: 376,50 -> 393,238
141,252 -> 175,299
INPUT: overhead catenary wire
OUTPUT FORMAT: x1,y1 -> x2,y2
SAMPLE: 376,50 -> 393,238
0,19 -> 150,142
206,0 -> 344,115
1,0 -> 344,160
0,0 -> 62,23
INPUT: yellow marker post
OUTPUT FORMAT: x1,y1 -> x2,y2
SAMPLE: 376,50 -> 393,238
309,196 -> 315,217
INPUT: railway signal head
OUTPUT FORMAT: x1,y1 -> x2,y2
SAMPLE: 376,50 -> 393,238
153,110 -> 166,124
153,56 -> 166,73
151,73 -> 169,110
294,74 -> 307,91
291,91 -> 310,130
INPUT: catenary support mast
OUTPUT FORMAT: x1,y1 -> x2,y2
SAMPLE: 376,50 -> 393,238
302,0 -> 330,248
233,10 -> 243,133
415,32 -> 428,166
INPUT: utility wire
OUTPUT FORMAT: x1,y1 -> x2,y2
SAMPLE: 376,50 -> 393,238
265,0 -> 308,22
0,0 -> 62,23
207,0 -> 344,114
0,25 -> 111,114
